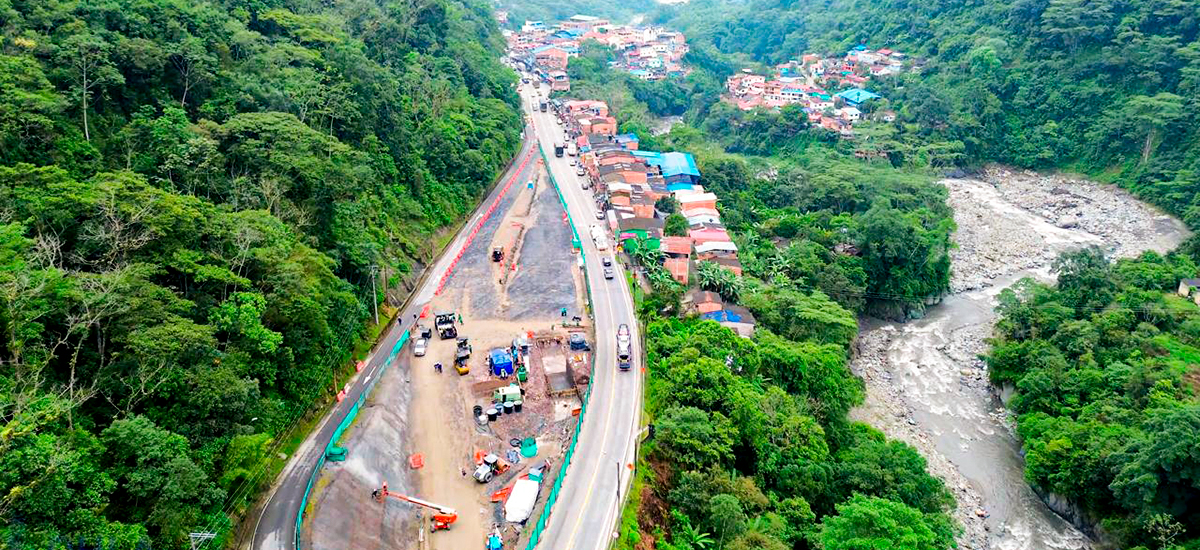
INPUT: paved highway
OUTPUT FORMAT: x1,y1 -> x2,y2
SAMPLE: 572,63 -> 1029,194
519,83 -> 643,550
248,131 -> 536,550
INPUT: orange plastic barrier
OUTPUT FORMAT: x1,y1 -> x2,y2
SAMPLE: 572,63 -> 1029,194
490,487 -> 512,502
409,453 -> 425,469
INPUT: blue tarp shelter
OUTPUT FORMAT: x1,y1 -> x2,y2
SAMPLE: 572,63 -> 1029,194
489,348 -> 514,376
702,309 -> 749,323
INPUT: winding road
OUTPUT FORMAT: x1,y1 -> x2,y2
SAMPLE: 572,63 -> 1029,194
519,83 -> 643,550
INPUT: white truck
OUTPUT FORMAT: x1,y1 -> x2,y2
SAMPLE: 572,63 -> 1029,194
589,224 -> 609,251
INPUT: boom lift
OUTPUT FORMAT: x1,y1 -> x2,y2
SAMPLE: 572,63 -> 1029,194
373,482 -> 458,531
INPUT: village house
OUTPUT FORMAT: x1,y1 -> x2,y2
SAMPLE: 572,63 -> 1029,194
683,289 -> 725,315
1179,278 -> 1200,306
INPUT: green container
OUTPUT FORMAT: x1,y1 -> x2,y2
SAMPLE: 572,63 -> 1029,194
520,437 -> 537,458
517,365 -> 528,382
325,446 -> 347,462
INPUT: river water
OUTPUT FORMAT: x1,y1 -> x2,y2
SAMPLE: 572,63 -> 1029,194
851,170 -> 1190,550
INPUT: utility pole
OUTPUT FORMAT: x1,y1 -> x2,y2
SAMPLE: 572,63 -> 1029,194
370,263 -> 379,325
189,533 -> 216,550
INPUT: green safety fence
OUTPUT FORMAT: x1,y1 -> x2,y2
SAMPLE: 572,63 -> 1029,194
295,328 -> 410,549
522,143 -> 600,549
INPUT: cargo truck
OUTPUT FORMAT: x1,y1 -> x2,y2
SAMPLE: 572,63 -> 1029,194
617,323 -> 632,370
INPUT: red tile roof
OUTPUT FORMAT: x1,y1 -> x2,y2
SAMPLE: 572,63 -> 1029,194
659,236 -> 693,256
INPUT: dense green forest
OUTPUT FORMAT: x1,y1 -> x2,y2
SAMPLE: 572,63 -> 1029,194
616,316 -> 957,550
652,0 -> 1200,227
986,248 -> 1200,548
563,41 -> 955,316
0,0 -> 519,547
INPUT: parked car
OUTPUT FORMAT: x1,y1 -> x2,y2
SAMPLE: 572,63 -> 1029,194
413,337 -> 428,356
576,167 -> 585,176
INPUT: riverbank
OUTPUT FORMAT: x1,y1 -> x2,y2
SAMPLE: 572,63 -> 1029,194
850,167 -> 1189,550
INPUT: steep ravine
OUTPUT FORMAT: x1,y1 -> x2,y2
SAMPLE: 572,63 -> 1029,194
850,168 -> 1190,550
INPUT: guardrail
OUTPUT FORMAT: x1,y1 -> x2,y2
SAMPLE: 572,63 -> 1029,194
523,143 -> 596,549
295,329 -> 411,549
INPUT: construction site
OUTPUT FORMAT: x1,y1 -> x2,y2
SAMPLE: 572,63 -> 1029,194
303,159 -> 594,550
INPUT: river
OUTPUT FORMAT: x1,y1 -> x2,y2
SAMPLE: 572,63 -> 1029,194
851,168 -> 1190,550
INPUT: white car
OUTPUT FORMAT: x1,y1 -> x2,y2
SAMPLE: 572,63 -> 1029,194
595,210 -> 605,220
617,324 -> 631,345
413,337 -> 428,356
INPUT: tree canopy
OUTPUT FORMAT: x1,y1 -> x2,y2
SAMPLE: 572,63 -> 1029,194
0,0 -> 520,546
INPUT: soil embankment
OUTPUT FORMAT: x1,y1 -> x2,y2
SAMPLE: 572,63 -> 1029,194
851,168 -> 1189,550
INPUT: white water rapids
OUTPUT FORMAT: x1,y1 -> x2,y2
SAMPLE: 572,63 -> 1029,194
851,169 -> 1190,550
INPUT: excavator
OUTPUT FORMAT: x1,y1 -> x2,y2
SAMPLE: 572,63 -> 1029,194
373,482 -> 458,531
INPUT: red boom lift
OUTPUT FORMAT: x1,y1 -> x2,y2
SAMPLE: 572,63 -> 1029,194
373,482 -> 458,531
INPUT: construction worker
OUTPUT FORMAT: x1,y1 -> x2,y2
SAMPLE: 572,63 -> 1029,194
434,362 -> 443,373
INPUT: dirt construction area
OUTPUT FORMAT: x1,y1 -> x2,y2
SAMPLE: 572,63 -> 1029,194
304,163 -> 592,550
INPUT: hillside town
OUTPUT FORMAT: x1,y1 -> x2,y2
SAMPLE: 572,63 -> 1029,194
505,15 -> 691,91
547,98 -> 756,336
724,47 -> 911,134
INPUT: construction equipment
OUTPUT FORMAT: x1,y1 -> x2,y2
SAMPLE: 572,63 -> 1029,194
457,337 -> 473,360
473,453 -> 511,483
374,482 -> 458,531
435,312 -> 457,339
493,384 -> 522,403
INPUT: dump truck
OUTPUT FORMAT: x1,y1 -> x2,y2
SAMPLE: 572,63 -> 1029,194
435,312 -> 457,339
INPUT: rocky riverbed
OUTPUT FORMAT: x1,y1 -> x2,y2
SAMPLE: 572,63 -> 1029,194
851,167 -> 1190,550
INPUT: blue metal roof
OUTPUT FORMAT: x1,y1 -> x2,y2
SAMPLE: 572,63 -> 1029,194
835,88 -> 881,104
631,150 -> 700,178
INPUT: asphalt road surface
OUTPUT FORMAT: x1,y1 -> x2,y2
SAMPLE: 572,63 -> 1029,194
519,84 -> 643,550
248,131 -> 536,550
